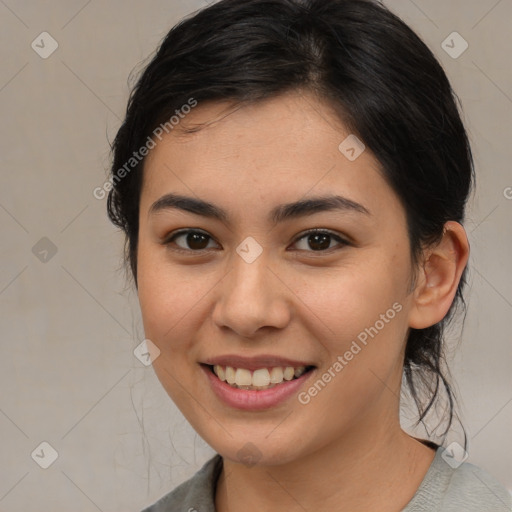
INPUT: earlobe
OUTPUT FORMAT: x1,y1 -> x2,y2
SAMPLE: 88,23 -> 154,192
408,221 -> 470,329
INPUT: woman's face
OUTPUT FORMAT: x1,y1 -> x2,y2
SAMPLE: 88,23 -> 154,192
137,90 -> 418,466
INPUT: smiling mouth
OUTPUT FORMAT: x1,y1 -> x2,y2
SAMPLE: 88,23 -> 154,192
205,364 -> 316,391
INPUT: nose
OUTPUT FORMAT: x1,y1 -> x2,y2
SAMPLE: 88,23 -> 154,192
211,251 -> 291,338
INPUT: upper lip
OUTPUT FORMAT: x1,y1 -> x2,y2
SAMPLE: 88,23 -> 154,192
202,354 -> 315,372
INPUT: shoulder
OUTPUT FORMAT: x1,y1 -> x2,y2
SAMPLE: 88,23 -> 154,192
440,457 -> 511,511
404,446 -> 512,511
140,454 -> 222,512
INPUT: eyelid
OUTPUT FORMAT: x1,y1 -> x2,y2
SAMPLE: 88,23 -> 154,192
162,228 -> 220,251
162,227 -> 210,243
162,228 -> 351,254
293,228 -> 351,246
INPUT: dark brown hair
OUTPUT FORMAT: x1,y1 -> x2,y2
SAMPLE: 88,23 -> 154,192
107,0 -> 474,446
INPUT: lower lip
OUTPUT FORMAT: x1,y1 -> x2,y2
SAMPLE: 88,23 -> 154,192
200,364 -> 315,411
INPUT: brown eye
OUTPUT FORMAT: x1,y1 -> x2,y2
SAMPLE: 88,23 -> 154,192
164,230 -> 219,252
292,230 -> 349,252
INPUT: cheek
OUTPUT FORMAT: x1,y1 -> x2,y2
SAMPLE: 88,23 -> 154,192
296,268 -> 408,426
295,256 -> 410,405
136,243 -> 208,351
136,246 -> 209,406
295,258 -> 407,339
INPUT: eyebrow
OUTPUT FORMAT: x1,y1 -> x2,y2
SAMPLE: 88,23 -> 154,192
149,193 -> 371,224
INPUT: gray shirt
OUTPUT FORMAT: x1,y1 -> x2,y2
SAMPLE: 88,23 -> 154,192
141,446 -> 512,511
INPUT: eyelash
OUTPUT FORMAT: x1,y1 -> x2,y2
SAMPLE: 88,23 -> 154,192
162,228 -> 350,255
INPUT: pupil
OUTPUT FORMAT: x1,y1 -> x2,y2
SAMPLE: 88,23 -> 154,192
188,232 -> 208,250
185,233 -> 331,251
309,233 -> 330,251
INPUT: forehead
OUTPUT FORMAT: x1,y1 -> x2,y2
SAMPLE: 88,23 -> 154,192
140,91 -> 403,225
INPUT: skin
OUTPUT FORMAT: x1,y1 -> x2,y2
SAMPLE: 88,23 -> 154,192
136,90 -> 469,511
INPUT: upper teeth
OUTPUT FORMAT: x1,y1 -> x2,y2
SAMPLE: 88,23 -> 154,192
213,365 -> 307,388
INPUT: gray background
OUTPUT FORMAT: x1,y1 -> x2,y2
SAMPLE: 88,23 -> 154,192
0,0 -> 511,510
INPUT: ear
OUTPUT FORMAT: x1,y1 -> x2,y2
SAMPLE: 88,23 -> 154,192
408,221 -> 470,329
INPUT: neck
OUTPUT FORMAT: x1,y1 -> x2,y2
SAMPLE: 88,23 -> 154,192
215,410 -> 436,512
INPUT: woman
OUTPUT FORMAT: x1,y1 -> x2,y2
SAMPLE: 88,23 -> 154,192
107,0 -> 511,510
